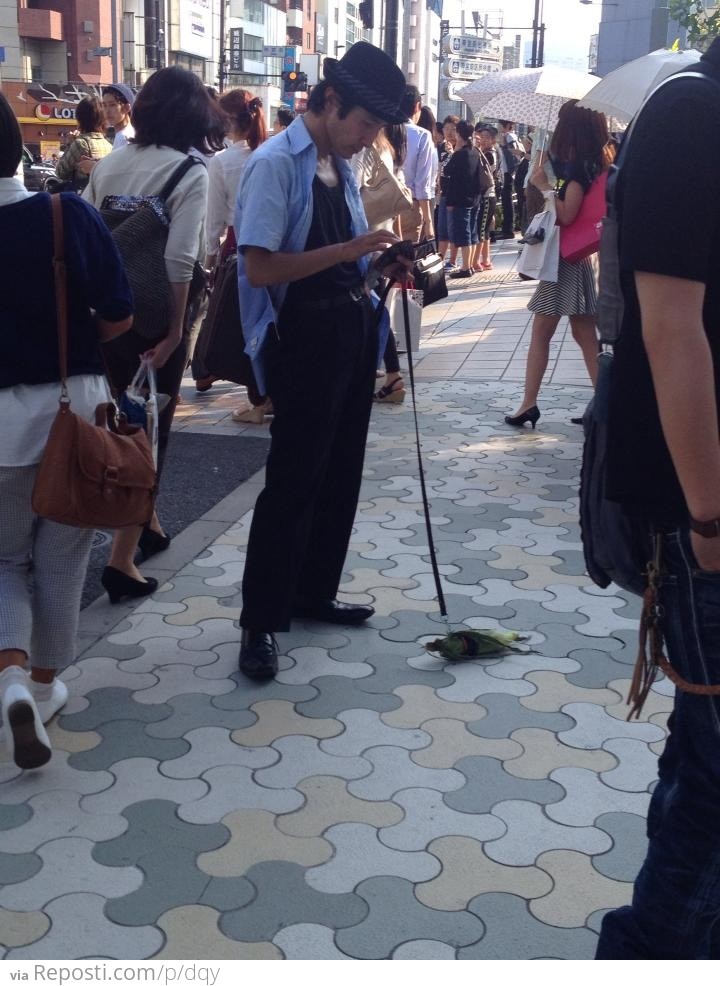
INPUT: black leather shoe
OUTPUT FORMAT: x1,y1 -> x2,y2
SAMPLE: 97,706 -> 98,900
238,630 -> 278,681
293,599 -> 375,625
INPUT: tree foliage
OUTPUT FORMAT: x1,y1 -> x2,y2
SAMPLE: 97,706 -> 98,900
668,0 -> 720,50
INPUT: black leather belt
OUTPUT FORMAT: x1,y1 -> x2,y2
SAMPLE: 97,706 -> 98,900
294,285 -> 368,310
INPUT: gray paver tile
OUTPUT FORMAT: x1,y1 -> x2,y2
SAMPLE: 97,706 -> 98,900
219,862 -> 368,941
334,876 -> 484,959
460,892 -> 598,959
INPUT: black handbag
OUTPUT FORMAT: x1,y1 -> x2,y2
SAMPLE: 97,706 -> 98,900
192,252 -> 259,391
412,239 -> 448,307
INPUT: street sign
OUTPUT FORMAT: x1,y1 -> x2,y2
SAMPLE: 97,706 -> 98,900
229,28 -> 242,72
263,45 -> 286,58
444,58 -> 497,80
443,34 -> 499,57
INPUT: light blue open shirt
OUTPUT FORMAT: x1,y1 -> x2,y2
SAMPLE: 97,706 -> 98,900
234,115 -> 389,394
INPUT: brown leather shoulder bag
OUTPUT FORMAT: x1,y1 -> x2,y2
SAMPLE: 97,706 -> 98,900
31,194 -> 157,529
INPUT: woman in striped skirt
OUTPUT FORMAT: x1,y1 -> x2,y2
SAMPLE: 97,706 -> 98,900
505,102 -> 615,429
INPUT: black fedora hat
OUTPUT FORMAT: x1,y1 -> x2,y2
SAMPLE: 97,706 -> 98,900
323,42 -> 407,124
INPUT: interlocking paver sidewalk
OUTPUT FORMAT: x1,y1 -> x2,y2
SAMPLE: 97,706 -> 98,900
0,240 -> 660,960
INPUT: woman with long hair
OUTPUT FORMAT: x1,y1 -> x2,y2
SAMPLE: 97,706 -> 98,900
53,96 -> 110,191
505,101 -> 615,428
0,94 -> 132,766
196,89 -> 270,415
83,66 -> 226,603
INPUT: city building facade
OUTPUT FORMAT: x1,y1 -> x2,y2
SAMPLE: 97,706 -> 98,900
595,0 -> 683,76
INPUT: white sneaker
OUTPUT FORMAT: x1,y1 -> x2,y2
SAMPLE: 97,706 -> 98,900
31,677 -> 69,723
0,667 -> 51,769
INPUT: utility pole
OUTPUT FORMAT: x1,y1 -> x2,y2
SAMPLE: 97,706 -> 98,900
384,0 -> 399,61
218,0 -> 227,92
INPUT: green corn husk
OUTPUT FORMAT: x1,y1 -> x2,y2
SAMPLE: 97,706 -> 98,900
425,629 -> 527,662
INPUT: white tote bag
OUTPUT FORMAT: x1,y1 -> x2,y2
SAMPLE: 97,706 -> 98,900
387,285 -> 423,353
121,360 -> 160,467
517,207 -> 560,283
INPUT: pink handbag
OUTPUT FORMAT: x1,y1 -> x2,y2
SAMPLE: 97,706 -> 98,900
559,171 -> 608,263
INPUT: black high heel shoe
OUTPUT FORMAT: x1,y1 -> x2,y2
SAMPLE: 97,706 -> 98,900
504,406 -> 540,429
138,526 -> 171,561
101,566 -> 158,605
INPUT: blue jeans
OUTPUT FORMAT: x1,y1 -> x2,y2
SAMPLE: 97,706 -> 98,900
436,196 -> 450,242
596,528 -> 720,959
448,205 -> 479,247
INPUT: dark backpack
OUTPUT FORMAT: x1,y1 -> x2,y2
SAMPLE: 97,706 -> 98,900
579,70 -> 720,595
100,156 -> 206,339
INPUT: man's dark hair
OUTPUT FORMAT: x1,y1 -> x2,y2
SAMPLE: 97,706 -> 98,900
442,114 -> 460,126
498,119 -> 514,129
306,79 -> 357,118
76,96 -> 105,134
0,92 -> 23,178
399,85 -> 422,118
276,107 -> 295,128
132,66 -> 227,154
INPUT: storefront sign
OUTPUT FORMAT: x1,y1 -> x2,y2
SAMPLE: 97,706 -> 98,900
35,103 -> 77,121
178,0 -> 212,59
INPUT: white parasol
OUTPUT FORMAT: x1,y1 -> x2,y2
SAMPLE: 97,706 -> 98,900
461,65 -> 601,130
577,47 -> 703,122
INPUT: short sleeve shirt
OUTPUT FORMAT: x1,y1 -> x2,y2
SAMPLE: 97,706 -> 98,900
606,54 -> 720,524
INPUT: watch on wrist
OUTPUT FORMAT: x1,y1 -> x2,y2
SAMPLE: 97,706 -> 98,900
690,516 -> 720,538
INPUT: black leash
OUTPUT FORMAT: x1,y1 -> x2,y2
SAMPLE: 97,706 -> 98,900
398,283 -> 449,623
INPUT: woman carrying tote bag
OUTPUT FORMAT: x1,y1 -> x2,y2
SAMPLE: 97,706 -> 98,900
83,66 -> 226,603
0,95 -> 133,769
505,101 -> 615,429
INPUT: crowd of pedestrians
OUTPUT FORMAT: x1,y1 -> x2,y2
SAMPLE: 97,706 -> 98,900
1,35 -> 720,959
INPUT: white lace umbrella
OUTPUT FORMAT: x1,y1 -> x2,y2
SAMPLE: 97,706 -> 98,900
461,65 -> 600,130
577,47 -> 702,122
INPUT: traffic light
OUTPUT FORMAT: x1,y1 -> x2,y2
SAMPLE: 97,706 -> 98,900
283,70 -> 308,93
359,0 -> 374,29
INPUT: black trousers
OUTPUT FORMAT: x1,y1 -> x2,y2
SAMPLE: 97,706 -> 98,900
501,171 -> 515,235
240,296 -> 378,632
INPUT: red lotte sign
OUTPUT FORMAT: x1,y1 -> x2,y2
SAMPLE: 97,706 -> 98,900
34,103 -> 77,121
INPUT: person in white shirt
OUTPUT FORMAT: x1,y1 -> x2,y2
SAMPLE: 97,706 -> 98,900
103,83 -> 136,149
399,86 -> 434,242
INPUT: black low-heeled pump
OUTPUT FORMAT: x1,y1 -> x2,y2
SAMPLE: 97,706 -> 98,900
504,406 -> 540,429
138,526 -> 171,561
101,566 -> 158,605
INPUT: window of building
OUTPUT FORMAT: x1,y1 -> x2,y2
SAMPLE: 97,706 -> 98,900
244,0 -> 265,24
244,33 -> 263,59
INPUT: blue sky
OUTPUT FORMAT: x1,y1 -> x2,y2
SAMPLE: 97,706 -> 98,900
441,0 -> 602,72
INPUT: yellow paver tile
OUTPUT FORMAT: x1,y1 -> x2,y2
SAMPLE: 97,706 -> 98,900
0,908 -> 50,947
198,809 -> 332,876
532,850 -> 632,927
505,728 -> 616,779
381,685 -> 483,729
411,719 -> 522,769
153,905 -> 281,959
277,776 -> 403,837
417,836 -> 552,910
231,700 -> 342,747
